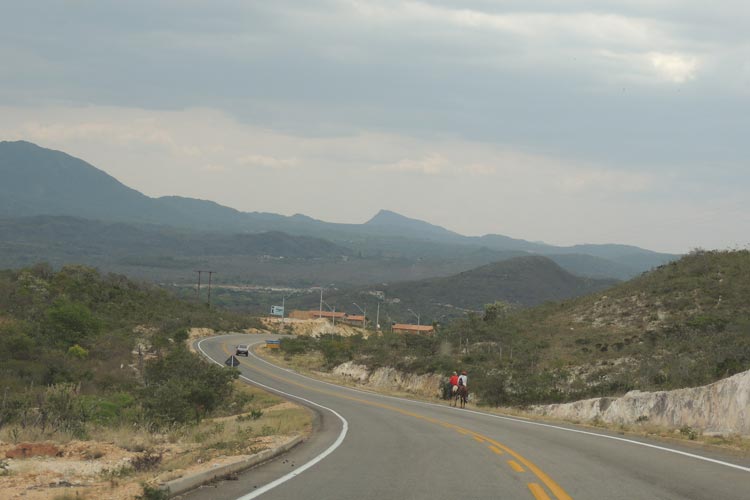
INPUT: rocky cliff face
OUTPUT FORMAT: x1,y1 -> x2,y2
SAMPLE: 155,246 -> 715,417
332,361 -> 444,398
529,368 -> 750,436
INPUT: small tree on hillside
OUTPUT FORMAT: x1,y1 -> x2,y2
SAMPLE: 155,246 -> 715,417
142,347 -> 238,425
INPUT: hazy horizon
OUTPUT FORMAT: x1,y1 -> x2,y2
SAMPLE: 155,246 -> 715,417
2,2 -> 748,254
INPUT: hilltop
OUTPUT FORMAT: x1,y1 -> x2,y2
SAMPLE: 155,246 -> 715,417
292,255 -> 619,324
383,255 -> 618,309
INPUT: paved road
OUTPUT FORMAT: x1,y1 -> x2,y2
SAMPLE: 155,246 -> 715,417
184,334 -> 750,500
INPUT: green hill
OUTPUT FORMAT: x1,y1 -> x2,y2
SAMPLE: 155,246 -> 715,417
0,140 -> 172,223
0,215 -> 357,288
446,249 -> 750,402
287,255 -> 618,323
0,215 -> 350,260
392,255 -> 618,308
0,263 -> 257,433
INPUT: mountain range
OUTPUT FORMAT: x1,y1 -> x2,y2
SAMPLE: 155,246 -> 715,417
0,140 -> 679,285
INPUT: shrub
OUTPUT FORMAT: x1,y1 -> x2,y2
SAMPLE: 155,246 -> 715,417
44,297 -> 102,348
131,451 -> 162,472
67,344 -> 89,359
142,347 -> 238,426
136,484 -> 169,500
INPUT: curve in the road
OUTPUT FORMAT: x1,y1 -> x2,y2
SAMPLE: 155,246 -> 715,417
202,336 -> 572,500
197,338 -> 350,500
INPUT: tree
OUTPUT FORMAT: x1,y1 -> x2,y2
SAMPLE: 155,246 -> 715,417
142,347 -> 238,425
44,297 -> 101,348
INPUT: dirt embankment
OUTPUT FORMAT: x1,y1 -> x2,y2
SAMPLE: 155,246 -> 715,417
260,317 -> 370,338
1,439 -> 152,500
1,430 -> 301,500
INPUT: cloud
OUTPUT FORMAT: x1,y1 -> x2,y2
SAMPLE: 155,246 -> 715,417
200,163 -> 227,173
373,154 -> 448,175
236,154 -> 297,169
559,169 -> 657,194
648,52 -> 699,83
463,163 -> 497,176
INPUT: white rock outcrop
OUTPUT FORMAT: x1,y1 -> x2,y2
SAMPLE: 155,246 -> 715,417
332,361 -> 370,383
332,362 -> 443,398
530,368 -> 750,436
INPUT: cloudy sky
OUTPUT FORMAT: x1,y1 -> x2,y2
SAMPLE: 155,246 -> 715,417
1,1 -> 748,253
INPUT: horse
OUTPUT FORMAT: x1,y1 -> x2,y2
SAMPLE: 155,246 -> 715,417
452,385 -> 468,408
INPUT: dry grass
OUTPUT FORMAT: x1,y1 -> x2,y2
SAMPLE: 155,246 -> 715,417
156,381 -> 312,470
0,379 -> 312,500
257,345 -> 326,374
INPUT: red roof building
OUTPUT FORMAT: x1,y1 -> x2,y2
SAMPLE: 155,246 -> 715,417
310,310 -> 346,319
342,314 -> 366,326
392,323 -> 434,334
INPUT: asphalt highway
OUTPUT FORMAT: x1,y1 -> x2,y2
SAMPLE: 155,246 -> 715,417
184,334 -> 750,500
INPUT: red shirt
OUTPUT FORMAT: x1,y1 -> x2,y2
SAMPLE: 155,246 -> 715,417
449,375 -> 459,386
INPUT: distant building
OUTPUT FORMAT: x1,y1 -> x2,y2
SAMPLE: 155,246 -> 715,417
342,314 -> 366,326
392,323 -> 434,334
310,310 -> 346,321
289,310 -> 365,326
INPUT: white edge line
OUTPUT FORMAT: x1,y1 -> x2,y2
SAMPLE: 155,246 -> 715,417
226,334 -> 750,475
196,338 -> 349,500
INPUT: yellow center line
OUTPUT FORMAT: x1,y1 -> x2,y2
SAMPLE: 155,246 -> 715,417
488,445 -> 504,456
473,436 -> 486,443
529,483 -> 553,500
221,342 -> 571,500
508,460 -> 526,473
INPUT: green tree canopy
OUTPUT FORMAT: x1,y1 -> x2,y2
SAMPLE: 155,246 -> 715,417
142,347 -> 238,425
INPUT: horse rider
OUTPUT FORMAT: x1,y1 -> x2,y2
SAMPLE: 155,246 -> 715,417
449,371 -> 459,395
458,370 -> 468,389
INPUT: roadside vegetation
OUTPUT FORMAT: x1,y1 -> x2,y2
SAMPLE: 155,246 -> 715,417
0,263 -> 262,435
0,263 -> 311,497
277,250 -> 750,407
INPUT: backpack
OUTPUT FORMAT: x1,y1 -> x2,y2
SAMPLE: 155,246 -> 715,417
458,378 -> 464,387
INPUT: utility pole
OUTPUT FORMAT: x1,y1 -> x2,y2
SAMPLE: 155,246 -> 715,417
281,295 -> 286,324
206,270 -> 215,308
375,302 -> 380,330
322,299 -> 337,330
408,308 -> 421,326
352,302 -> 367,328
194,270 -> 203,300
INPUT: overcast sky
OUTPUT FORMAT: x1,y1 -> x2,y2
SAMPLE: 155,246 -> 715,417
1,1 -> 748,253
